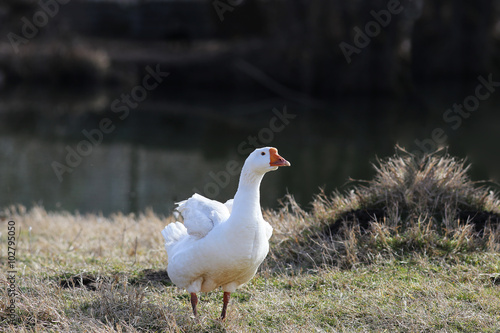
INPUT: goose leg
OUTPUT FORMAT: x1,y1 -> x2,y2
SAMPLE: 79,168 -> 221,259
190,293 -> 198,317
220,292 -> 231,320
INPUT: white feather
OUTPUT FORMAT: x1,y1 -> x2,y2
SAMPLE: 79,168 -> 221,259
224,199 -> 234,214
161,222 -> 187,252
175,193 -> 230,238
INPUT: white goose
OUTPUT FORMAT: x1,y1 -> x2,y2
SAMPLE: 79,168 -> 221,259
161,147 -> 290,320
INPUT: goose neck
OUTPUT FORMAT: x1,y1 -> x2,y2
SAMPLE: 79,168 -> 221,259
231,169 -> 264,219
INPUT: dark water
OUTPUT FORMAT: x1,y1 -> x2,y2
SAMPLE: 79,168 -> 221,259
1,83 -> 499,216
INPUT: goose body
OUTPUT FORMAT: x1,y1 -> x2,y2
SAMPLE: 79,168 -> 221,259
161,147 -> 290,319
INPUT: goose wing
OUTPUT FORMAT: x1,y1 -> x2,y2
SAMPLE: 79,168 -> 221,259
176,193 -> 231,238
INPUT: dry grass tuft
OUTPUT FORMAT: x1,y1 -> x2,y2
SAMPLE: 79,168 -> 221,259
268,147 -> 500,269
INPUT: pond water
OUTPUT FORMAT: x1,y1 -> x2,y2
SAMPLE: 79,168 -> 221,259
1,83 -> 499,216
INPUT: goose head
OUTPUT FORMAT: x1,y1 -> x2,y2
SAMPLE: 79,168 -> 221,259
244,147 -> 291,175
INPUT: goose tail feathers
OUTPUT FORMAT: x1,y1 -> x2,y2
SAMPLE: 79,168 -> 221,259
162,222 -> 188,252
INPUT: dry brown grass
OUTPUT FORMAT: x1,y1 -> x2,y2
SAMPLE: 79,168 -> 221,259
0,202 -> 499,332
0,205 -> 178,332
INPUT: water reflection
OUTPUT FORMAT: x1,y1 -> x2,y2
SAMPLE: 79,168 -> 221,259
1,87 -> 499,215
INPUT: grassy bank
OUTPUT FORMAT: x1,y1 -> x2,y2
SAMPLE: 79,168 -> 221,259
1,149 -> 500,332
266,148 -> 500,270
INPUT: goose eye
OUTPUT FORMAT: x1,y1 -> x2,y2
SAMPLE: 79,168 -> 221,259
261,152 -> 266,156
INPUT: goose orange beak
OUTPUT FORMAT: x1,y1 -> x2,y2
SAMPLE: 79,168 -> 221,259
269,148 -> 291,167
